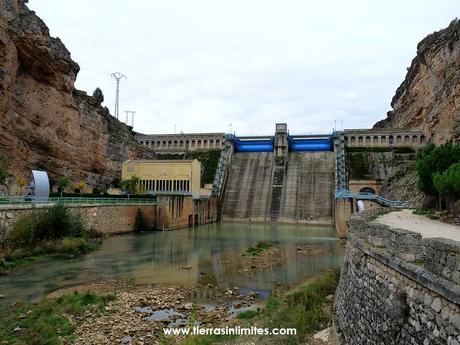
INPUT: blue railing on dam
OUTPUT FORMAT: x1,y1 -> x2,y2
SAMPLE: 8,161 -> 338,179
288,136 -> 334,152
230,137 -> 275,152
226,134 -> 334,152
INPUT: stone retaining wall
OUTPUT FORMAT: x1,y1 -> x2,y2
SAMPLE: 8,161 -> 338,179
0,204 -> 157,241
0,196 -> 218,242
334,209 -> 460,345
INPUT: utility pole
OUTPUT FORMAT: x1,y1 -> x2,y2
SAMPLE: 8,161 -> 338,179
111,72 -> 126,119
124,110 -> 136,127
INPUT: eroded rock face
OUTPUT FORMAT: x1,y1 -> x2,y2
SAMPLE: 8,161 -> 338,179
0,0 -> 154,193
375,19 -> 460,144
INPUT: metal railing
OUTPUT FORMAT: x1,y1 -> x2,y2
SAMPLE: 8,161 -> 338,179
0,197 -> 156,206
334,189 -> 405,208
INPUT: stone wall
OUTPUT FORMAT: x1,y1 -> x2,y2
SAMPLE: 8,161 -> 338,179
0,204 -> 157,241
334,209 -> 460,345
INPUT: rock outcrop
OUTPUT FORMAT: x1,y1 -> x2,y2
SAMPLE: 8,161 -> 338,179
0,0 -> 154,194
374,19 -> 460,143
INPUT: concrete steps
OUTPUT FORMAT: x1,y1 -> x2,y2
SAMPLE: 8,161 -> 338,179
269,164 -> 286,221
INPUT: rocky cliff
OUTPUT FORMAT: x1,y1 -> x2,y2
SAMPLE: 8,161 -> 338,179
0,0 -> 154,194
375,19 -> 460,143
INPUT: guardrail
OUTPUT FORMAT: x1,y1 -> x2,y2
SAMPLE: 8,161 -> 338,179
0,197 -> 156,206
334,189 -> 405,208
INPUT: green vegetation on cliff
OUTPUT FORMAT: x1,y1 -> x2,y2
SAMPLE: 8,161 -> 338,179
156,150 -> 221,186
0,292 -> 115,345
0,152 -> 8,185
347,152 -> 370,179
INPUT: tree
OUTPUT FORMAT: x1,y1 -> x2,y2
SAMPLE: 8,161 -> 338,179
73,180 -> 87,194
16,176 -> 27,193
92,87 -> 104,104
57,176 -> 70,197
433,163 -> 460,201
120,175 -> 141,196
416,142 -> 460,195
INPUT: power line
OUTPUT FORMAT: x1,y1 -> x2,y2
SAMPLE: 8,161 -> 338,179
111,72 -> 126,119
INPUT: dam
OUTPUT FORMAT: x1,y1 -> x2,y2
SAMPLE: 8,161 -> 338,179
219,124 -> 335,225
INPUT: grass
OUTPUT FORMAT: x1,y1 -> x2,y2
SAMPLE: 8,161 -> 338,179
259,269 -> 340,343
0,292 -> 115,345
412,208 -> 440,220
242,241 -> 274,257
236,309 -> 259,319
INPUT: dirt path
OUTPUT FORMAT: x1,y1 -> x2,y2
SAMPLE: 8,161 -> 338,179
375,209 -> 460,241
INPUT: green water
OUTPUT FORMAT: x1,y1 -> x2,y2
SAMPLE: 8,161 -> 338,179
0,222 -> 343,312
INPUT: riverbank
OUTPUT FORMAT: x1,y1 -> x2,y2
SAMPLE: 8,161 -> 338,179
0,236 -> 102,275
0,269 -> 340,344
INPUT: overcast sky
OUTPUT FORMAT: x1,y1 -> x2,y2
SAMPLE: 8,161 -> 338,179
29,1 -> 458,135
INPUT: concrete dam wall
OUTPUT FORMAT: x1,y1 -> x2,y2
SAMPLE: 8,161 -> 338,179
222,152 -> 274,222
221,151 -> 334,224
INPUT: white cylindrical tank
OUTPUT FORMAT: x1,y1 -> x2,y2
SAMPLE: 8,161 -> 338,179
357,200 -> 365,212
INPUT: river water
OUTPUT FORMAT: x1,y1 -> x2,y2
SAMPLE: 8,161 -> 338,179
0,222 -> 343,313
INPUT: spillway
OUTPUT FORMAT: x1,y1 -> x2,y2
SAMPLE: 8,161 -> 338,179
221,151 -> 334,224
278,152 -> 334,224
221,152 -> 274,221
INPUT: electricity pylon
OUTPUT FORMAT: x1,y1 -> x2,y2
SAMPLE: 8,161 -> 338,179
111,72 -> 126,119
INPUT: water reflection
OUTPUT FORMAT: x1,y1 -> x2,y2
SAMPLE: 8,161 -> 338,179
0,222 -> 343,312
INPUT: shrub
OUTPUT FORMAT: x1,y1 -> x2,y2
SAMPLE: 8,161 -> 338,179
9,214 -> 36,247
237,309 -> 259,319
8,205 -> 87,247
92,187 -> 102,195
